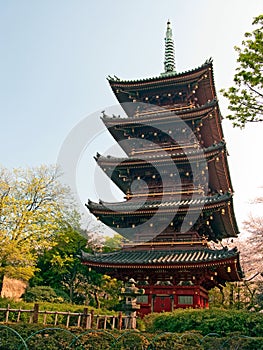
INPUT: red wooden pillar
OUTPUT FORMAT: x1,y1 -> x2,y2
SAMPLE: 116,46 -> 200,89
170,294 -> 175,311
118,311 -> 123,330
194,290 -> 201,308
151,294 -> 155,313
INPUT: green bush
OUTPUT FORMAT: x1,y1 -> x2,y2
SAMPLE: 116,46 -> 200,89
143,308 -> 263,337
70,330 -> 116,350
0,324 -> 76,350
150,332 -> 204,350
201,334 -> 263,350
113,331 -> 150,350
0,324 -> 263,349
22,286 -> 66,303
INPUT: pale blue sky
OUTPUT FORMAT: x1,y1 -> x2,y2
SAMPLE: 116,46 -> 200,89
1,1 -> 263,226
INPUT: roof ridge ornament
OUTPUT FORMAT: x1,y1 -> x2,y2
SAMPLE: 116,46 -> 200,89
161,20 -> 176,77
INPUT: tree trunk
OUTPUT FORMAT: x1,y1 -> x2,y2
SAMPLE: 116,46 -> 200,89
219,286 -> 225,305
229,283 -> 234,307
94,291 -> 100,309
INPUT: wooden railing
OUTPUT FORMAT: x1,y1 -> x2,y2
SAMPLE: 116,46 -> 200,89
122,237 -> 208,248
125,188 -> 204,199
130,142 -> 199,156
134,103 -> 195,117
0,304 -> 135,330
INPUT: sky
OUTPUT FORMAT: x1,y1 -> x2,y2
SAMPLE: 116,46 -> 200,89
0,0 -> 263,233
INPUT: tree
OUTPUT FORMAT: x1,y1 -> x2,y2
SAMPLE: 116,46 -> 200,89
0,165 -> 77,287
103,233 -> 125,252
22,285 -> 69,303
242,215 -> 263,275
221,15 -> 263,127
31,226 -> 122,307
255,282 -> 263,309
32,225 -> 90,303
208,211 -> 263,310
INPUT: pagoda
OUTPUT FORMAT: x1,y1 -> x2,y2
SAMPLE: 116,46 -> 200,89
82,21 -> 243,316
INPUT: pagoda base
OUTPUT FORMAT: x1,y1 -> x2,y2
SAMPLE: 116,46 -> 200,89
137,285 -> 209,317
81,246 -> 242,316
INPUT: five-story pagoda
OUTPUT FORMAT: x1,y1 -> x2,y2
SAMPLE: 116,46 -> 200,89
82,21 -> 243,316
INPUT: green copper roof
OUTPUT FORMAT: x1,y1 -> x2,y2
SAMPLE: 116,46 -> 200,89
87,193 -> 232,212
82,247 -> 240,266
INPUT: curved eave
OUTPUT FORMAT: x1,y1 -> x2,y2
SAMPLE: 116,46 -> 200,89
86,193 -> 238,239
211,197 -> 239,238
86,193 -> 232,214
200,106 -> 224,146
95,141 -> 233,195
109,61 -> 216,111
102,100 -> 218,127
81,247 -> 243,281
95,155 -> 127,194
96,141 -> 225,166
102,102 -> 223,157
208,149 -> 234,193
108,61 -> 215,92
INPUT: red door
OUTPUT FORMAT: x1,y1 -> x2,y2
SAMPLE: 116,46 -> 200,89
153,295 -> 172,313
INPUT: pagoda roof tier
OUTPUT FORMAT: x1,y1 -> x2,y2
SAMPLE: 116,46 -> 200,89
96,140 -> 225,164
81,246 -> 243,284
107,60 -> 216,110
101,100 -> 223,156
101,100 -> 219,148
86,193 -> 239,240
102,99 -> 217,126
87,193 -> 231,213
95,141 -> 232,195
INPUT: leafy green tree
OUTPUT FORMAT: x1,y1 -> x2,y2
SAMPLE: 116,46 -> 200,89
221,15 -> 263,127
103,233 -> 125,252
32,227 -> 122,307
22,285 -> 69,303
89,274 -> 122,310
31,225 -> 88,303
78,233 -> 123,308
0,165 -> 77,288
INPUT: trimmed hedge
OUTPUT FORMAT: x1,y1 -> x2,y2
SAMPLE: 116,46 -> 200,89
0,324 -> 75,350
0,308 -> 263,349
0,324 -> 263,349
143,308 -> 263,337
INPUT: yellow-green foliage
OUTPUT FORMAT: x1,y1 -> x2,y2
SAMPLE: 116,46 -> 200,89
0,165 -> 77,281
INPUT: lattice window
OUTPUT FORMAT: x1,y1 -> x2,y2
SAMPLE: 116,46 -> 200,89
178,295 -> 193,305
136,295 -> 149,304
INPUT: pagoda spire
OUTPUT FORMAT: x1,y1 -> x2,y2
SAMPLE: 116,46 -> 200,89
163,20 -> 176,74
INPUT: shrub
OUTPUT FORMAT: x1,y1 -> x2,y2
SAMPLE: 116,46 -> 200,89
113,331 -> 150,350
143,308 -> 263,337
22,286 -> 65,303
0,324 -> 75,350
0,324 -> 263,349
